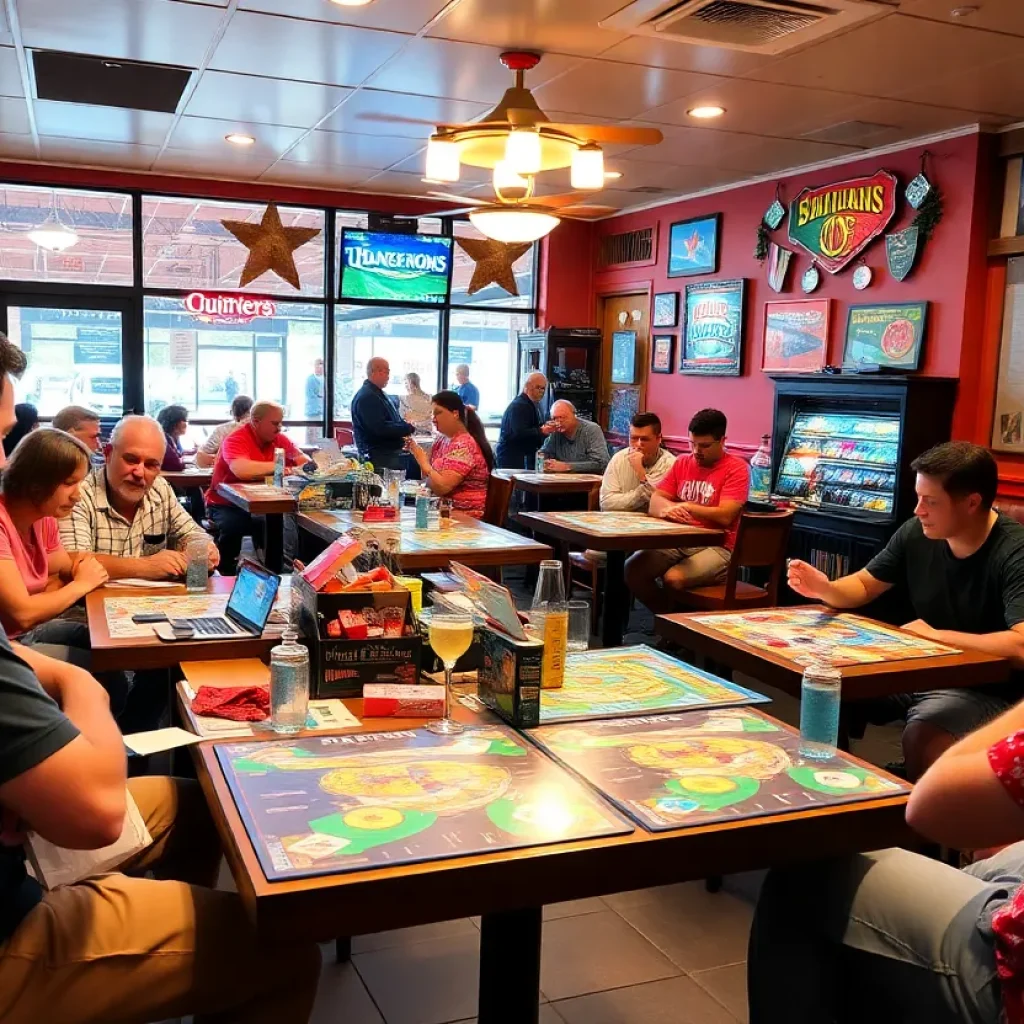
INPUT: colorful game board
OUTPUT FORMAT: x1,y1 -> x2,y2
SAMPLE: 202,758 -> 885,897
541,646 -> 769,724
515,473 -> 602,484
529,708 -> 909,832
690,608 -> 958,667
540,512 -> 697,536
216,724 -> 632,881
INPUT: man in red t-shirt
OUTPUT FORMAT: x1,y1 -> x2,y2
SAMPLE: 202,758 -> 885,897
206,401 -> 306,573
625,408 -> 749,613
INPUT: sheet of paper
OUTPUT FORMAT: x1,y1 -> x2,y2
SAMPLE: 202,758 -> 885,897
104,579 -> 182,589
307,700 -> 360,730
124,727 -> 203,756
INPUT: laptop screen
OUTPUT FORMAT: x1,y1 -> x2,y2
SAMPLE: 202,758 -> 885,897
226,564 -> 280,633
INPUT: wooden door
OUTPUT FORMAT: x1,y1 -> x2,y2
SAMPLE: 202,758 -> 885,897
597,291 -> 650,436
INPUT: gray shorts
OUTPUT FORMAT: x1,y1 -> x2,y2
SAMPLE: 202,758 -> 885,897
867,686 -> 1013,738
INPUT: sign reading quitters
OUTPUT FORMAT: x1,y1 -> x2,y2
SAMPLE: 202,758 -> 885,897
340,230 -> 453,304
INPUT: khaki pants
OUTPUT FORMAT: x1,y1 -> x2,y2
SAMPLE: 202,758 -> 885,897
0,777 -> 321,1024
624,545 -> 731,614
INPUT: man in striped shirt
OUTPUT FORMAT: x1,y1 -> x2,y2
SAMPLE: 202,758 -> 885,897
59,416 -> 218,580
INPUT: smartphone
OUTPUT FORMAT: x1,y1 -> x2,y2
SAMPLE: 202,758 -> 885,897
132,612 -> 168,624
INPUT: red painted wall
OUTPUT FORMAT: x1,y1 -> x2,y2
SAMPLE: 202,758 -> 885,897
538,218 -> 595,329
575,132 -> 986,445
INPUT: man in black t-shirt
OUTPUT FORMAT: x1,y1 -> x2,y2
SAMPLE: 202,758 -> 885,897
789,441 -> 1024,780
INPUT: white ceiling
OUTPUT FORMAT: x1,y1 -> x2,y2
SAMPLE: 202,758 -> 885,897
0,0 -> 1021,213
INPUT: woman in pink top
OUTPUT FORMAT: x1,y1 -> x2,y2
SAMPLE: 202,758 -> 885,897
404,390 -> 494,518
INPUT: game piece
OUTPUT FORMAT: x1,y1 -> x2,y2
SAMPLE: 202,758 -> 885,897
336,610 -> 367,639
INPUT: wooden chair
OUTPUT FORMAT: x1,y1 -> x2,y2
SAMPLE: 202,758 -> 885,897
483,471 -> 516,528
670,509 -> 794,611
334,426 -> 354,446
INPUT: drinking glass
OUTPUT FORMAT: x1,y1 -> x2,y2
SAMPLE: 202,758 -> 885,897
185,535 -> 209,593
567,600 -> 590,653
427,608 -> 474,735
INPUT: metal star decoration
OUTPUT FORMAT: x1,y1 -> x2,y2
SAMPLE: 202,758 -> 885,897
220,202 -> 321,290
456,237 -> 531,297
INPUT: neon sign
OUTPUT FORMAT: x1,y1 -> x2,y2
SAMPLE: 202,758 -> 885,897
184,292 -> 276,324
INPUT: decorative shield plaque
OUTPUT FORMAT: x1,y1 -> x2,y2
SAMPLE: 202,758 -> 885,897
905,174 -> 932,211
885,225 -> 919,282
801,264 -> 820,293
764,198 -> 786,230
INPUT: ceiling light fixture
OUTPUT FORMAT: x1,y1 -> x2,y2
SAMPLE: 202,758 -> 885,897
225,133 -> 256,146
570,143 -> 605,190
687,105 -> 725,119
604,170 -> 622,180
27,215 -> 79,252
469,206 -> 559,244
493,160 -> 531,199
425,133 -> 460,183
330,0 -> 376,6
504,127 -> 542,176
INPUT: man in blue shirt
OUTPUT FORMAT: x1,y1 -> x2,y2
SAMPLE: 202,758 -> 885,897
453,363 -> 480,410
304,357 -> 324,420
351,357 -> 414,471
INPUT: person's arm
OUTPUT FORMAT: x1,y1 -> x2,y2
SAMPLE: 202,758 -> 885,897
0,555 -> 108,633
406,439 -> 466,497
195,449 -> 216,468
562,425 -> 610,474
509,402 -> 546,451
162,443 -> 185,473
786,562 -> 890,609
89,550 -> 189,581
600,453 -> 651,512
370,393 -> 416,441
678,459 -> 749,528
280,435 -> 308,467
900,621 -> 1024,667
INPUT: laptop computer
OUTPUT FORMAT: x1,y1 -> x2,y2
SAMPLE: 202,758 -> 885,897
154,562 -> 281,642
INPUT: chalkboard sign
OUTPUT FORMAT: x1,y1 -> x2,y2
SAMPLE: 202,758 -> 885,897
609,386 -> 640,437
611,330 -> 637,384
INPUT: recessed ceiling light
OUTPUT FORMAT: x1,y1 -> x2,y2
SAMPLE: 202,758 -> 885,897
950,5 -> 978,16
225,133 -> 256,146
604,170 -> 622,180
688,105 -> 725,119
330,0 -> 375,6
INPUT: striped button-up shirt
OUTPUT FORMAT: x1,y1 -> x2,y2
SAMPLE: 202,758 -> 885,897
59,466 -> 203,557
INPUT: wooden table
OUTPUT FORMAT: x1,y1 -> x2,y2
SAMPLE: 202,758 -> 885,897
296,508 -> 552,572
506,471 -> 604,510
215,483 -> 298,573
190,682 -> 914,1024
655,607 -> 1011,700
519,511 -> 725,649
87,577 -> 282,672
163,467 -> 213,491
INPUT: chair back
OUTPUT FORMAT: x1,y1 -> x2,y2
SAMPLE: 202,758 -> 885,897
483,471 -> 516,527
334,426 -> 354,446
719,509 -> 794,605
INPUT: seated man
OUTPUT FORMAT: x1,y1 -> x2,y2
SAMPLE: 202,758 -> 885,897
60,415 -> 218,581
196,394 -> 253,468
788,440 -> 1024,780
600,411 -> 676,512
0,635 -> 320,1023
206,400 -> 306,574
749,699 -> 1024,1024
541,400 -> 610,474
625,407 -> 748,611
51,405 -> 102,453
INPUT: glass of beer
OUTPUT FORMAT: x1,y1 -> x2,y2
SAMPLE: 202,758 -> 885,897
426,607 -> 474,736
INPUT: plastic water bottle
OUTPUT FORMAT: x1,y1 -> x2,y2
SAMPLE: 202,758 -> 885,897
415,485 -> 429,529
535,450 -> 546,473
270,630 -> 310,734
273,447 -> 285,487
749,433 -> 772,502
799,660 -> 842,760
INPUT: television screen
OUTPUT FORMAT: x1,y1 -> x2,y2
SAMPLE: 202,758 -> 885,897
340,230 -> 452,304
773,412 -> 900,518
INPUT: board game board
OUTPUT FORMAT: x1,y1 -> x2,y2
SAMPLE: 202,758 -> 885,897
529,708 -> 909,832
541,646 -> 769,724
514,473 -> 602,484
540,512 -> 697,536
690,608 -> 959,667
216,724 -> 632,881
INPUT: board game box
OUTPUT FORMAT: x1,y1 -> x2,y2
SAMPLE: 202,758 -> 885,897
689,608 -> 958,667
540,646 -> 768,724
529,708 -> 909,832
215,724 -> 632,881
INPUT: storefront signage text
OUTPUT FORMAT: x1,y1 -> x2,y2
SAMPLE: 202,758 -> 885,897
184,292 -> 276,324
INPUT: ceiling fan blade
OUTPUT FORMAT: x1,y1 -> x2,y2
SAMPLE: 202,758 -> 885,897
426,191 -> 489,206
544,123 -> 664,146
531,193 -> 598,210
505,107 -> 546,128
561,205 -> 619,219
353,113 -> 440,127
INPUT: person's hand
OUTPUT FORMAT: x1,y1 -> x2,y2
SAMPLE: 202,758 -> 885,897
292,558 -> 306,573
60,551 -> 89,583
544,459 -> 571,473
404,437 -> 428,468
787,559 -> 830,600
0,808 -> 26,848
144,549 -> 189,580
540,422 -> 557,436
72,554 -> 109,592
206,542 -> 221,571
902,619 -> 941,641
626,449 -> 647,481
661,504 -> 693,523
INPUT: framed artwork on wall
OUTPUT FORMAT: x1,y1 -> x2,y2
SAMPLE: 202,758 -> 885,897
609,386 -> 641,437
762,299 -> 830,373
843,302 -> 927,371
610,330 -> 637,384
652,291 -> 678,327
668,214 -> 720,278
680,279 -> 745,376
651,335 -> 675,374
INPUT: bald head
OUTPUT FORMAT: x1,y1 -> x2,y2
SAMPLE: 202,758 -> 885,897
111,414 -> 165,453
550,400 -> 578,436
106,415 -> 166,511
523,373 -> 547,403
367,357 -> 390,389
250,401 -> 286,444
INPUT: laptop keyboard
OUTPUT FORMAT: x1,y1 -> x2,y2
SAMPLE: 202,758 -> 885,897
187,617 -> 236,636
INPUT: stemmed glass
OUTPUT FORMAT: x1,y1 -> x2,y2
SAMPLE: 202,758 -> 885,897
426,608 -> 474,735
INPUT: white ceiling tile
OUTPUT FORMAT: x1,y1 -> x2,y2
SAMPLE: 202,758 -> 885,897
259,161 -> 374,189
20,0 -> 226,66
186,71 -> 350,129
321,90 -> 490,138
152,145 -> 277,178
0,133 -> 38,160
369,39 -> 581,103
37,137 -> 158,169
240,0 -> 451,35
619,123 -> 766,169
0,6 -> 12,45
166,115 -> 306,159
389,150 -> 493,184
599,36 -> 774,78
0,47 -> 22,97
722,135 -> 862,175
898,0 -> 1024,36
0,96 -> 30,135
358,169 -> 456,198
34,100 -> 174,145
210,11 -> 408,87
284,130 -> 424,170
892,54 -> 1024,119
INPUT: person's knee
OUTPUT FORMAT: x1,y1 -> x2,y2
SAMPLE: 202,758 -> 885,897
902,719 -> 956,780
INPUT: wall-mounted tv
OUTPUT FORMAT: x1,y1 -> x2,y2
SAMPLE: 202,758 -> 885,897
339,229 -> 453,305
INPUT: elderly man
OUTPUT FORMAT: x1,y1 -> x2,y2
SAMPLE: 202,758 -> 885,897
453,363 -> 479,410
52,405 -> 102,453
61,415 -> 217,581
350,357 -> 414,472
496,372 -> 554,470
540,400 -> 610,474
195,394 -> 252,468
205,401 -> 306,574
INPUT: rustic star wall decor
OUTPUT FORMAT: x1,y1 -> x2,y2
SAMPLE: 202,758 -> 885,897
220,202 -> 321,290
456,237 -> 531,297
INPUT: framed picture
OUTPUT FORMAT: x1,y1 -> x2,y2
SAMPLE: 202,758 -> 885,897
610,330 -> 637,384
652,291 -> 678,327
843,302 -> 928,371
681,279 -> 745,376
668,214 -> 720,278
609,386 -> 641,437
651,335 -> 675,374
762,299 -> 830,373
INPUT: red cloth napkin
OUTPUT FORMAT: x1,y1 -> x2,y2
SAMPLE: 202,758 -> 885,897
191,685 -> 270,722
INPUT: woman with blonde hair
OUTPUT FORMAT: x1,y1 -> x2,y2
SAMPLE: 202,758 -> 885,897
399,372 -> 433,434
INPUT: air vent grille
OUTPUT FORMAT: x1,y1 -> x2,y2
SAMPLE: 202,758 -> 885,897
600,227 -> 654,267
658,0 -> 828,46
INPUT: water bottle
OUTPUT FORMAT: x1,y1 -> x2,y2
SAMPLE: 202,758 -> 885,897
415,484 -> 430,529
798,659 -> 842,760
273,447 -> 285,488
531,559 -> 568,689
535,450 -> 546,473
270,630 -> 310,734
749,433 -> 772,502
